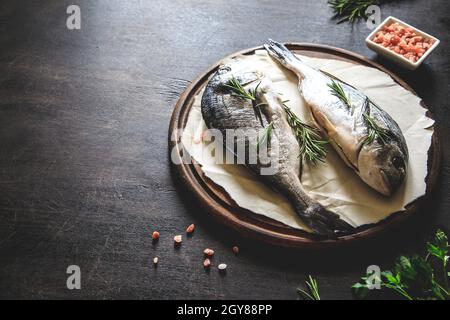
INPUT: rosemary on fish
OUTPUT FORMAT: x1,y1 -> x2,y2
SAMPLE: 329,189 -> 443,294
283,102 -> 328,164
297,275 -> 321,300
224,77 -> 266,126
328,79 -> 353,110
328,81 -> 387,145
224,77 -> 258,101
363,112 -> 389,145
328,0 -> 379,24
257,121 -> 274,151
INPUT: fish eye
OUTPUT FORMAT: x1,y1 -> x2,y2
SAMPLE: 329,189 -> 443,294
392,156 -> 405,170
218,66 -> 231,74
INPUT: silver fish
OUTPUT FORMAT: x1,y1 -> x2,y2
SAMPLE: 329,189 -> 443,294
201,59 -> 354,238
264,40 -> 408,196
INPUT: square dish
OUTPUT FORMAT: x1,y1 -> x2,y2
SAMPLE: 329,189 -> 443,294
366,16 -> 440,70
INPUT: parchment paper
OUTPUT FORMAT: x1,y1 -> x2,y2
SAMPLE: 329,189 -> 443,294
181,50 -> 434,231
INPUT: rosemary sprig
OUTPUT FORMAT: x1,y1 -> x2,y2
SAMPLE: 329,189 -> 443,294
283,102 -> 328,164
297,275 -> 321,300
363,113 -> 389,145
224,77 -> 258,101
224,77 -> 265,126
328,80 -> 353,110
257,121 -> 274,151
328,0 -> 379,24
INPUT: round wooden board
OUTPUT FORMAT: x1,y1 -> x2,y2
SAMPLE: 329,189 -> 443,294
168,43 -> 441,249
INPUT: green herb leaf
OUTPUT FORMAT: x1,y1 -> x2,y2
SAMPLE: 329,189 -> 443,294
351,281 -> 370,300
394,256 -> 415,281
382,271 -> 400,285
224,77 -> 267,126
282,102 -> 328,164
253,102 -> 266,127
363,112 -> 390,145
352,271 -> 381,300
328,0 -> 379,24
223,77 -> 257,101
427,229 -> 450,293
327,80 -> 353,110
257,122 -> 274,151
353,230 -> 450,300
427,230 -> 450,265
297,275 -> 321,300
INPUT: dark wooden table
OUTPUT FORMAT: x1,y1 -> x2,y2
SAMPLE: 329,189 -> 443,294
0,0 -> 449,300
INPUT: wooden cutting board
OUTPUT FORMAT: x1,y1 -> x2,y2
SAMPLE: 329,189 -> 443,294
168,43 -> 441,249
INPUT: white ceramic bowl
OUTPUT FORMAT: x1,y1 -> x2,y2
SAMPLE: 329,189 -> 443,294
366,16 -> 440,70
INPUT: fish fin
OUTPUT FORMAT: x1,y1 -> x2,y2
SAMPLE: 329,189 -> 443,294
311,109 -> 361,170
320,69 -> 359,91
310,109 -> 336,138
264,39 -> 300,67
302,204 -> 355,238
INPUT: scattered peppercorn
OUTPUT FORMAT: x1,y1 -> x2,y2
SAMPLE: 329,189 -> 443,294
218,263 -> 227,272
152,231 -> 160,241
174,235 -> 182,245
203,248 -> 215,257
186,224 -> 195,234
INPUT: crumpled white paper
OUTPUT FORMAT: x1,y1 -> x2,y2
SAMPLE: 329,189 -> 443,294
181,50 -> 434,231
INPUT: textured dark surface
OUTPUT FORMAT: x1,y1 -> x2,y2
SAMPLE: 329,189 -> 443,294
0,0 -> 449,300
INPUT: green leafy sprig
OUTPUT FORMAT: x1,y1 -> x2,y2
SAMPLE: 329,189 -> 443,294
328,0 -> 379,24
327,80 -> 388,146
427,230 -> 450,293
224,77 -> 258,101
327,80 -> 353,110
297,275 -> 321,300
224,77 -> 266,126
283,102 -> 328,164
363,113 -> 389,145
353,230 -> 450,300
257,121 -> 274,151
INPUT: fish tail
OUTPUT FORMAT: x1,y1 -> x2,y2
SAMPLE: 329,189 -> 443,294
299,204 -> 355,239
264,39 -> 301,69
277,173 -> 355,238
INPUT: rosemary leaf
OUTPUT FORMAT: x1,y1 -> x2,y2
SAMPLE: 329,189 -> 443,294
224,77 -> 266,125
328,80 -> 353,110
283,103 -> 328,164
363,113 -> 389,145
253,102 -> 266,127
257,121 -> 274,151
297,275 -> 321,300
328,0 -> 380,24
223,77 -> 257,101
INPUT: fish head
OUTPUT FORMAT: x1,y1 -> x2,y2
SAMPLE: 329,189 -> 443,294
215,58 -> 264,88
358,142 -> 408,196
